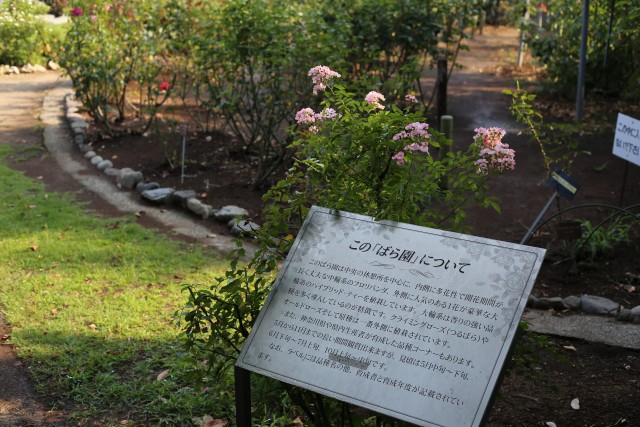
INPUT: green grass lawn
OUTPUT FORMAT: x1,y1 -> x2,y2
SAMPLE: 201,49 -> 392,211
0,145 -> 236,425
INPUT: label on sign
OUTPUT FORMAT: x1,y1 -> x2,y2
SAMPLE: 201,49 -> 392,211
613,113 -> 640,167
547,170 -> 580,200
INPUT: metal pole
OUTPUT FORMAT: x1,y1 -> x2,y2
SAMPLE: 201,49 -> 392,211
234,366 -> 251,427
576,0 -> 589,122
619,161 -> 629,207
520,192 -> 558,245
180,123 -> 187,184
517,0 -> 530,67
436,58 -> 448,119
439,115 -> 453,191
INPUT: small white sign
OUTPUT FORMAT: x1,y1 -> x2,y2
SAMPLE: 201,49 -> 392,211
237,206 -> 546,427
613,113 -> 640,167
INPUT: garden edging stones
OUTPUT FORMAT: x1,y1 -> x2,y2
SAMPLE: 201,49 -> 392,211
41,79 -> 249,254
63,93 -> 260,237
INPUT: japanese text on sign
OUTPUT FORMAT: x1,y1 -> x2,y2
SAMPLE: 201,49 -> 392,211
613,113 -> 640,167
237,206 -> 545,427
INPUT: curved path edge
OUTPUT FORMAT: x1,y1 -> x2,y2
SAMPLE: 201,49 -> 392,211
42,79 -> 244,254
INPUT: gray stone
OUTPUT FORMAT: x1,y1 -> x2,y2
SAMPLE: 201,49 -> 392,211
632,305 -> 640,315
90,155 -> 104,165
562,295 -> 582,310
97,160 -> 113,171
20,64 -> 36,74
74,134 -> 84,145
212,205 -> 249,222
530,296 -> 565,310
135,181 -> 160,193
33,64 -> 47,73
172,190 -> 197,208
231,219 -> 261,237
141,188 -> 175,204
8,66 -> 20,75
47,60 -> 61,70
617,308 -> 640,323
580,295 -> 619,315
187,198 -> 212,219
84,150 -> 96,159
78,144 -> 92,153
117,168 -> 144,190
70,118 -> 88,128
104,168 -> 120,177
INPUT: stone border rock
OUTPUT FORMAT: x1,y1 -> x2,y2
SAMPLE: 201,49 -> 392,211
0,61 -> 60,75
63,94 -> 261,238
528,294 -> 640,324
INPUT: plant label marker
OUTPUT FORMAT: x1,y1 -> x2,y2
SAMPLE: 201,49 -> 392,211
520,170 -> 581,245
236,206 -> 546,427
547,169 -> 580,201
613,113 -> 640,167
180,123 -> 188,184
612,113 -> 640,205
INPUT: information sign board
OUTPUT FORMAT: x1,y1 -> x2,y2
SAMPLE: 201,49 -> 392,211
613,113 -> 640,167
236,206 -> 546,427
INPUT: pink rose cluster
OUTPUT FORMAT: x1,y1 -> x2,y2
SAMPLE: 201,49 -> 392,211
391,122 -> 431,165
364,91 -> 386,110
295,107 -> 338,134
308,65 -> 341,95
473,127 -> 515,174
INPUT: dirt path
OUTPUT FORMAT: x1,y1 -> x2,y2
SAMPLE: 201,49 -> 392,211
0,72 -> 68,426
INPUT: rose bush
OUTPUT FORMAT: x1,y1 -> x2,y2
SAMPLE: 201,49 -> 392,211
180,65 -> 515,424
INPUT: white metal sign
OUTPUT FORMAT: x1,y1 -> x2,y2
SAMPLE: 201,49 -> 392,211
613,113 -> 640,167
237,206 -> 546,427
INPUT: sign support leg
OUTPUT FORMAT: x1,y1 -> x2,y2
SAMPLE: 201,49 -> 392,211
619,161 -> 629,207
235,366 -> 251,427
520,192 -> 558,245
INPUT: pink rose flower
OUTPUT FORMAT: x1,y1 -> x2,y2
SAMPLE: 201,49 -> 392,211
365,91 -> 386,109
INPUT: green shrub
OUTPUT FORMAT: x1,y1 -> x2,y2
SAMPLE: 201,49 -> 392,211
57,0 -> 174,134
524,0 -> 640,98
180,66 -> 517,424
0,0 -> 50,66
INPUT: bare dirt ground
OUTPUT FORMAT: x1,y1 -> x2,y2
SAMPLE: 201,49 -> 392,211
1,26 -> 639,426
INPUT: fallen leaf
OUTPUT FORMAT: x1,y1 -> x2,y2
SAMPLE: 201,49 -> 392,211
563,345 -> 577,352
571,398 -> 580,410
624,285 -> 636,293
135,210 -> 146,217
156,369 -> 170,381
546,422 -> 557,427
50,308 -> 58,315
88,323 -> 97,331
205,419 -> 228,427
29,246 -> 39,251
292,416 -> 304,426
197,415 -> 228,427
29,204 -> 37,209
119,420 -> 129,425
1,334 -> 10,341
